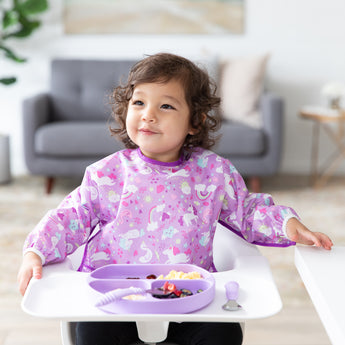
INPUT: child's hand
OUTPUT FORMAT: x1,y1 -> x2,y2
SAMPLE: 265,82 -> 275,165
17,252 -> 43,296
286,218 -> 333,250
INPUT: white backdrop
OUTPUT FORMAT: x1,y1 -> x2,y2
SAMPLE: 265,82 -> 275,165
1,0 -> 345,176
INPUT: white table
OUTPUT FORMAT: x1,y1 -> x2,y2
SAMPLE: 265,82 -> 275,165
22,253 -> 282,343
295,246 -> 345,345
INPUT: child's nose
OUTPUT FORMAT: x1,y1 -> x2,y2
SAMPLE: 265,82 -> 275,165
142,106 -> 157,122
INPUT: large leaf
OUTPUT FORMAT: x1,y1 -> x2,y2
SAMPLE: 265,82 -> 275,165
0,77 -> 17,85
16,0 -> 48,15
2,10 -> 19,29
0,0 -> 48,86
0,45 -> 26,63
7,19 -> 40,38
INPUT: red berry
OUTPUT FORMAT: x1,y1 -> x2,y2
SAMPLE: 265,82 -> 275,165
162,281 -> 176,292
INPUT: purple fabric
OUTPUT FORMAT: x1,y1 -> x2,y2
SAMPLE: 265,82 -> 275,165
24,148 -> 297,272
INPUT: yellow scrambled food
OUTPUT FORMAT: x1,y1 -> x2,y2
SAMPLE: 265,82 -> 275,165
157,270 -> 202,280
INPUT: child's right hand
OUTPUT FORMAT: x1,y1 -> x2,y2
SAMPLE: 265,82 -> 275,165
17,252 -> 43,296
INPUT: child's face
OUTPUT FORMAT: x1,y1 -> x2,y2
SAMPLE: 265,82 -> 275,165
126,79 -> 196,162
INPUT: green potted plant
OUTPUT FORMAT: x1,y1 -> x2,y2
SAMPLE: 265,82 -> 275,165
1,0 -> 48,84
0,0 -> 48,183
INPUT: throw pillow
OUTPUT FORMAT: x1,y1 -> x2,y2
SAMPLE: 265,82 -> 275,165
219,54 -> 269,128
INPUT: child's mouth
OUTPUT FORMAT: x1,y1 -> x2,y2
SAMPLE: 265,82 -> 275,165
139,128 -> 157,135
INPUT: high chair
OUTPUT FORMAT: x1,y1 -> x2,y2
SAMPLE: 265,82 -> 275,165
22,223 -> 282,345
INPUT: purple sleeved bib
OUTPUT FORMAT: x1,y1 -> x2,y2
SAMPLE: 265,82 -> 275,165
24,148 -> 296,272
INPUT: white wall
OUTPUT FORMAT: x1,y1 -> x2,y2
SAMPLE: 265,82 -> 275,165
1,0 -> 345,176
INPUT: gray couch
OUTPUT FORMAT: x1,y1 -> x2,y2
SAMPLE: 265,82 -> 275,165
23,59 -> 283,193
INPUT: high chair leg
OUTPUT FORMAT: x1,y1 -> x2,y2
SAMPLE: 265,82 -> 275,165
61,321 -> 74,345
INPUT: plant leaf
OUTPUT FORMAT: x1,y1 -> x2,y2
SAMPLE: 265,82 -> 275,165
0,45 -> 27,63
2,10 -> 19,29
17,0 -> 49,15
5,18 -> 41,38
0,77 -> 17,85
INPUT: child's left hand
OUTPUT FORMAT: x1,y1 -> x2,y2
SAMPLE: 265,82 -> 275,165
286,218 -> 333,250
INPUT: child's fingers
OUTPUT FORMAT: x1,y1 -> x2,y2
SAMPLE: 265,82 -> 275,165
304,231 -> 333,250
17,262 -> 42,296
286,218 -> 333,250
18,269 -> 33,296
306,230 -> 321,247
316,232 -> 333,250
293,226 -> 320,246
19,280 -> 29,296
33,264 -> 42,279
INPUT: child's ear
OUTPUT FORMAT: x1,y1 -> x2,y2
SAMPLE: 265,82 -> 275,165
188,113 -> 206,135
188,127 -> 198,135
201,113 -> 207,124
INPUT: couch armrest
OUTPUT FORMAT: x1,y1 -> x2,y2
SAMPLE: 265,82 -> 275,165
260,92 -> 284,174
22,93 -> 51,172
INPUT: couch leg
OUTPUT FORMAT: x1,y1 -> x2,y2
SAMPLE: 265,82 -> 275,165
46,176 -> 55,194
249,176 -> 261,193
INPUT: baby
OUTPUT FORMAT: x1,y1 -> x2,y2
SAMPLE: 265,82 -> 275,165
18,53 -> 332,345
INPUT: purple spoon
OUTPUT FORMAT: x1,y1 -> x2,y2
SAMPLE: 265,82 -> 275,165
222,281 -> 242,311
95,287 -> 172,307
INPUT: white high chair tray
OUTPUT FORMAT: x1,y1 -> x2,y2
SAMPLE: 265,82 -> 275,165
22,254 -> 282,323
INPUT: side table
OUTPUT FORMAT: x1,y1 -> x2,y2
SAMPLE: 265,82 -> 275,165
300,106 -> 345,187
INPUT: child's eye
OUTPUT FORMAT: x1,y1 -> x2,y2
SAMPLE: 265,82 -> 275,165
132,100 -> 144,106
161,104 -> 175,110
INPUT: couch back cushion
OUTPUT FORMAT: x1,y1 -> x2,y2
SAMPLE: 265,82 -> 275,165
50,59 -> 137,121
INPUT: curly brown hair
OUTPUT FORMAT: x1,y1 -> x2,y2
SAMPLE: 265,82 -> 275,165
110,53 -> 221,150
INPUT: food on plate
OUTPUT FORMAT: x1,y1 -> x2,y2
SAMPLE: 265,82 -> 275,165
121,269 -> 204,300
122,294 -> 146,301
157,270 -> 202,280
126,274 -> 157,279
152,281 -> 203,299
126,270 -> 202,280
146,274 -> 157,279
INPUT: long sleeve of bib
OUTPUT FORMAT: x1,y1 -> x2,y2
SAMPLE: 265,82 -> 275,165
218,161 -> 297,247
23,167 -> 100,264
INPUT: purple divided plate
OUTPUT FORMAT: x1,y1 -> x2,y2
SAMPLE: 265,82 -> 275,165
87,264 -> 215,314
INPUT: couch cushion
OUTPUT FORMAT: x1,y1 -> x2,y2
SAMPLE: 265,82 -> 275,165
219,54 -> 269,128
50,59 -> 137,122
35,122 -> 124,157
215,122 -> 265,156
